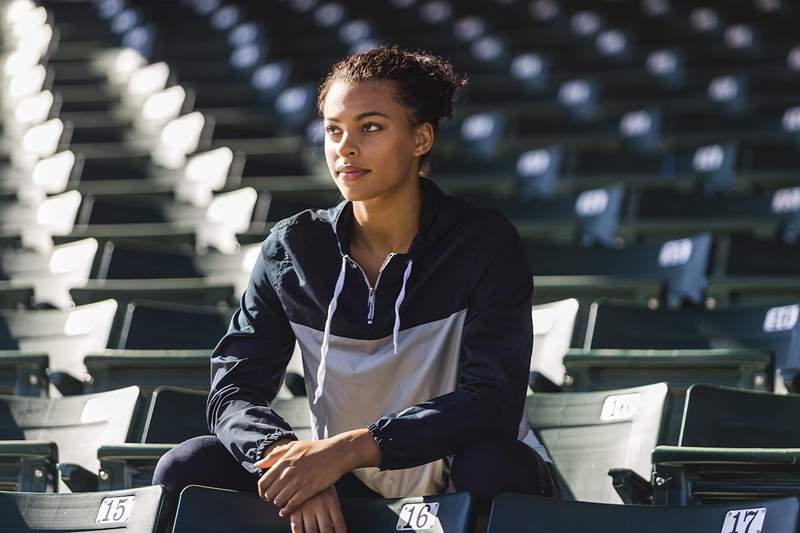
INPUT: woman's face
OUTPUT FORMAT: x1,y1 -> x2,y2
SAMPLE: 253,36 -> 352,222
322,80 -> 432,202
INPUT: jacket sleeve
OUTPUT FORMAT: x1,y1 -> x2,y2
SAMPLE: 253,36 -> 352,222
207,238 -> 298,474
367,214 -> 533,470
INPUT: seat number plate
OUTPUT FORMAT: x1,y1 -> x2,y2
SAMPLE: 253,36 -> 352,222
721,507 -> 766,533
96,496 -> 136,524
397,502 -> 440,530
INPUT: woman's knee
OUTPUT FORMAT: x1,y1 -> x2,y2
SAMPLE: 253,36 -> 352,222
152,435 -> 227,491
451,439 -> 558,499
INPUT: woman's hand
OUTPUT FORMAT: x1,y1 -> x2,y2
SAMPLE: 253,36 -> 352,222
288,486 -> 347,533
256,439 -> 347,515
254,429 -> 381,517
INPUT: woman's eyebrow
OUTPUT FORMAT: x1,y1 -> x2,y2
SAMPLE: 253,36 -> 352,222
326,111 -> 391,123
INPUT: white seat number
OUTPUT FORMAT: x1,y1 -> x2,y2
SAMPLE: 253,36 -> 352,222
721,507 -> 766,533
397,502 -> 440,530
96,496 -> 136,524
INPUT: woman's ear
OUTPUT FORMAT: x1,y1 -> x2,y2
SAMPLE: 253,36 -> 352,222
413,122 -> 434,158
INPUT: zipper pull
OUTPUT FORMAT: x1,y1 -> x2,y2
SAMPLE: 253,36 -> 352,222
367,287 -> 376,325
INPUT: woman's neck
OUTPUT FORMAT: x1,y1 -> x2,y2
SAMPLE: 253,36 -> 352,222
350,177 -> 422,258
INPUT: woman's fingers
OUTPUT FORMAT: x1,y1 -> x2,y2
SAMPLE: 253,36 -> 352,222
255,444 -> 290,469
302,506 -> 320,533
259,466 -> 289,502
290,512 -> 303,533
273,476 -> 302,511
260,461 -> 291,501
283,488 -> 343,533
314,502 -> 335,533
257,470 -> 269,500
329,495 -> 347,533
281,486 -> 315,517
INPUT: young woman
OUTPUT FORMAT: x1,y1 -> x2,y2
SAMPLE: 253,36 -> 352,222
154,46 -> 559,532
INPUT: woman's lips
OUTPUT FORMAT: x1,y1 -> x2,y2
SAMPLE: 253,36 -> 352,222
338,169 -> 370,182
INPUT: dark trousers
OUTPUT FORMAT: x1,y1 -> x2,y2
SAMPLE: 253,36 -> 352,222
152,435 -> 559,501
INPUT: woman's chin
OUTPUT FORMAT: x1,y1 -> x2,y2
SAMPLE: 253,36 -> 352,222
334,178 -> 375,202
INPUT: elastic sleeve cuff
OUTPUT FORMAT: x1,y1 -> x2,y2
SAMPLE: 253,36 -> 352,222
254,431 -> 298,470
367,422 -> 391,471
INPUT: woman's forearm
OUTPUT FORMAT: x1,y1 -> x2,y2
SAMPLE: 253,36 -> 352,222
331,428 -> 383,471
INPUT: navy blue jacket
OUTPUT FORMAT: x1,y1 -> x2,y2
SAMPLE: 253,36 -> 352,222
207,178 -> 533,480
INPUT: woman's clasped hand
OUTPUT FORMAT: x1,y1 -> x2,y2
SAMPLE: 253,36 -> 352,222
255,439 -> 350,515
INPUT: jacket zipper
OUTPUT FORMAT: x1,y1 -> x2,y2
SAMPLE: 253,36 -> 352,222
346,253 -> 396,325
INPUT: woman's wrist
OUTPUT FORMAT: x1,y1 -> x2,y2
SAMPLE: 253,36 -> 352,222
332,428 -> 382,471
260,437 -> 293,460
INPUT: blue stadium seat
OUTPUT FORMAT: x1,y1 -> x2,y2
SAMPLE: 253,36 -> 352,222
115,300 -> 231,350
586,300 -> 800,392
172,485 -> 472,533
652,385 -> 800,505
487,493 -> 800,533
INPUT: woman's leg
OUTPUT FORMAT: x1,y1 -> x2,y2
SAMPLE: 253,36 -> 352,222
450,438 -> 559,499
152,435 -> 260,494
153,435 -> 382,499
451,438 -> 559,533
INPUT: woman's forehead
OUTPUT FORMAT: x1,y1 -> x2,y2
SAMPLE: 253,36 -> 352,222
322,80 -> 403,120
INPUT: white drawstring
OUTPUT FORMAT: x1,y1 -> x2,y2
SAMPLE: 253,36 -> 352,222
314,255 -> 347,405
314,257 -> 413,403
393,260 -> 413,355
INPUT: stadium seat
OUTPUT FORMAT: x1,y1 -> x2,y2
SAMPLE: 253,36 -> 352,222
532,275 -> 663,309
562,348 -> 771,444
1,238 -> 98,308
652,384 -> 800,505
84,349 -> 211,396
0,485 -> 167,532
708,235 -> 800,305
93,241 -> 204,280
465,185 -> 624,246
457,111 -> 507,160
530,233 -> 712,307
261,189 -> 344,222
172,485 -> 472,533
115,300 -> 231,350
141,387 -> 208,444
0,191 -> 82,252
679,384 -> 800,448
586,301 -> 800,392
635,187 -> 791,233
530,298 -> 579,389
174,147 -> 246,206
71,281 -> 234,311
0,299 -> 117,390
79,187 -> 257,254
0,386 -> 142,492
487,493 -> 800,533
726,235 -> 800,275
525,383 -> 668,503
515,145 -> 562,199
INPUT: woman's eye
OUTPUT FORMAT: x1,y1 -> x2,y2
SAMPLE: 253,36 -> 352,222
325,126 -> 340,135
362,123 -> 381,132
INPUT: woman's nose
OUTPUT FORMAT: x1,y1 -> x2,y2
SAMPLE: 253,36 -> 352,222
335,132 -> 358,157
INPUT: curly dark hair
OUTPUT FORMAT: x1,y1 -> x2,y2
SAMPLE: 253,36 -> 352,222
317,46 -> 469,165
